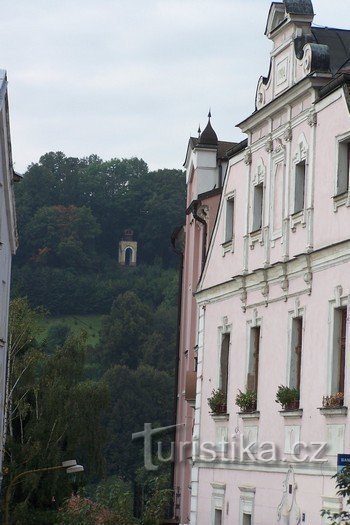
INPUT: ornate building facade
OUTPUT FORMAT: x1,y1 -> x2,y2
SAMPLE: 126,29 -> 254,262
176,0 -> 350,523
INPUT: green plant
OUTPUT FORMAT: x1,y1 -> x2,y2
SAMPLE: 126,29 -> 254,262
275,385 -> 300,410
207,389 -> 227,414
321,465 -> 350,523
235,389 -> 257,413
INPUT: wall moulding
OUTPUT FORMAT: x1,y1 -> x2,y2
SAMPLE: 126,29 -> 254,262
196,239 -> 350,305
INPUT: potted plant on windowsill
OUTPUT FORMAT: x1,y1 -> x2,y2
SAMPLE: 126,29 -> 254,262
236,389 -> 257,413
275,385 -> 300,411
322,392 -> 344,408
207,389 -> 227,415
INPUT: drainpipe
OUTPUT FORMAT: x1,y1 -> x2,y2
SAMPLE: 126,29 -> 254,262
192,201 -> 207,272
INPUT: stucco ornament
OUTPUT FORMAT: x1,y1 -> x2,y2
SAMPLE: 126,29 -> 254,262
244,149 -> 252,165
307,111 -> 317,127
283,125 -> 293,142
277,468 -> 301,524
303,45 -> 312,74
265,136 -> 274,153
275,138 -> 285,154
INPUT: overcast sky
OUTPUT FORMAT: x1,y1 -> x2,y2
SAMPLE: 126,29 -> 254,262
1,0 -> 349,173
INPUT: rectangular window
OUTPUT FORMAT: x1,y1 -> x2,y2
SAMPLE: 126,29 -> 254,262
252,183 -> 263,232
247,327 -> 260,393
220,334 -> 230,400
243,514 -> 252,525
332,307 -> 347,394
225,197 -> 235,242
294,161 -> 306,213
290,317 -> 303,391
337,142 -> 350,195
214,509 -> 222,525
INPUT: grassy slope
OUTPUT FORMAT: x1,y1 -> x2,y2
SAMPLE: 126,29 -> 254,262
38,315 -> 103,347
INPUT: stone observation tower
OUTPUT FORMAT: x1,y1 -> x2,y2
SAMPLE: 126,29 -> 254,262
118,229 -> 137,267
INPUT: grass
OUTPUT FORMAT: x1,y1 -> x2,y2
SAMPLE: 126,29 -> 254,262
38,314 -> 103,347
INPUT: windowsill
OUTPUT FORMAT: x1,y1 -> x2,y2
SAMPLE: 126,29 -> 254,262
333,191 -> 349,212
211,413 -> 230,422
249,229 -> 263,249
250,228 -> 262,236
221,239 -> 234,256
318,406 -> 348,417
279,409 -> 303,418
290,210 -> 306,232
238,411 -> 260,420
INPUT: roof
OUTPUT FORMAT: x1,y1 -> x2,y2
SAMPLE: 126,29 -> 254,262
198,118 -> 218,147
311,27 -> 350,75
189,137 -> 236,160
284,0 -> 314,15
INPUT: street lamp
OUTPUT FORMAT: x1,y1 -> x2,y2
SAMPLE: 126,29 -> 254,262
4,459 -> 84,525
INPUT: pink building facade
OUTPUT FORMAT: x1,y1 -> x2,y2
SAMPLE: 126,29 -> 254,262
178,1 -> 350,523
173,121 -> 235,524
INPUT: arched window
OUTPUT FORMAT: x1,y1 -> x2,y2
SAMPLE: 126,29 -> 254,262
125,247 -> 133,266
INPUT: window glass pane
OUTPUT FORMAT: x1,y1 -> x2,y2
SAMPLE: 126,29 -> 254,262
225,198 -> 234,242
214,509 -> 222,525
294,161 -> 306,213
290,317 -> 303,390
332,307 -> 347,393
252,184 -> 263,231
337,142 -> 350,194
247,327 -> 260,393
220,334 -> 230,397
243,514 -> 252,525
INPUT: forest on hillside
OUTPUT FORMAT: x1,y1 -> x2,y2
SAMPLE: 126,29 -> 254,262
4,152 -> 186,524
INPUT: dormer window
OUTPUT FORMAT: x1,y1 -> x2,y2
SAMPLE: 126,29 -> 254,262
265,3 -> 286,37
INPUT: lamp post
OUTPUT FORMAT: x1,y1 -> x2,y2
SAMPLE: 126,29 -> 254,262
4,459 -> 84,525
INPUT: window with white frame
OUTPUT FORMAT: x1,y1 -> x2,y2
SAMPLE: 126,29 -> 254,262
219,333 -> 230,402
331,306 -> 347,395
336,140 -> 350,195
211,482 -> 225,525
224,196 -> 235,243
243,514 -> 252,525
247,327 -> 260,394
289,317 -> 303,392
214,509 -> 222,525
239,485 -> 255,525
291,135 -> 308,217
293,161 -> 306,214
252,183 -> 264,232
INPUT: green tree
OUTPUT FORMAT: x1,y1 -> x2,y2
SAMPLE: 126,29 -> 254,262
98,292 -> 153,369
102,365 -> 173,478
22,205 -> 101,268
321,465 -> 350,523
3,300 -> 109,522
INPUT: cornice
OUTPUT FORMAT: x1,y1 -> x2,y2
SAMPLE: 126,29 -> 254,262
196,239 -> 350,305
238,76 -> 328,134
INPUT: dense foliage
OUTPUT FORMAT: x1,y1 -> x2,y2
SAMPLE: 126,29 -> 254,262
321,465 -> 350,523
5,152 -> 185,523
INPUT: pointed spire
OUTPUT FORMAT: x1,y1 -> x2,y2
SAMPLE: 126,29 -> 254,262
198,109 -> 218,147
197,124 -> 201,137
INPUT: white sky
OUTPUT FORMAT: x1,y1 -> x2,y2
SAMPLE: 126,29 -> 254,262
1,0 -> 349,173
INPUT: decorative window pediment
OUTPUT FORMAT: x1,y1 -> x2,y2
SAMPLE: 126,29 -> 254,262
252,158 -> 266,186
265,3 -> 286,37
293,133 -> 309,164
